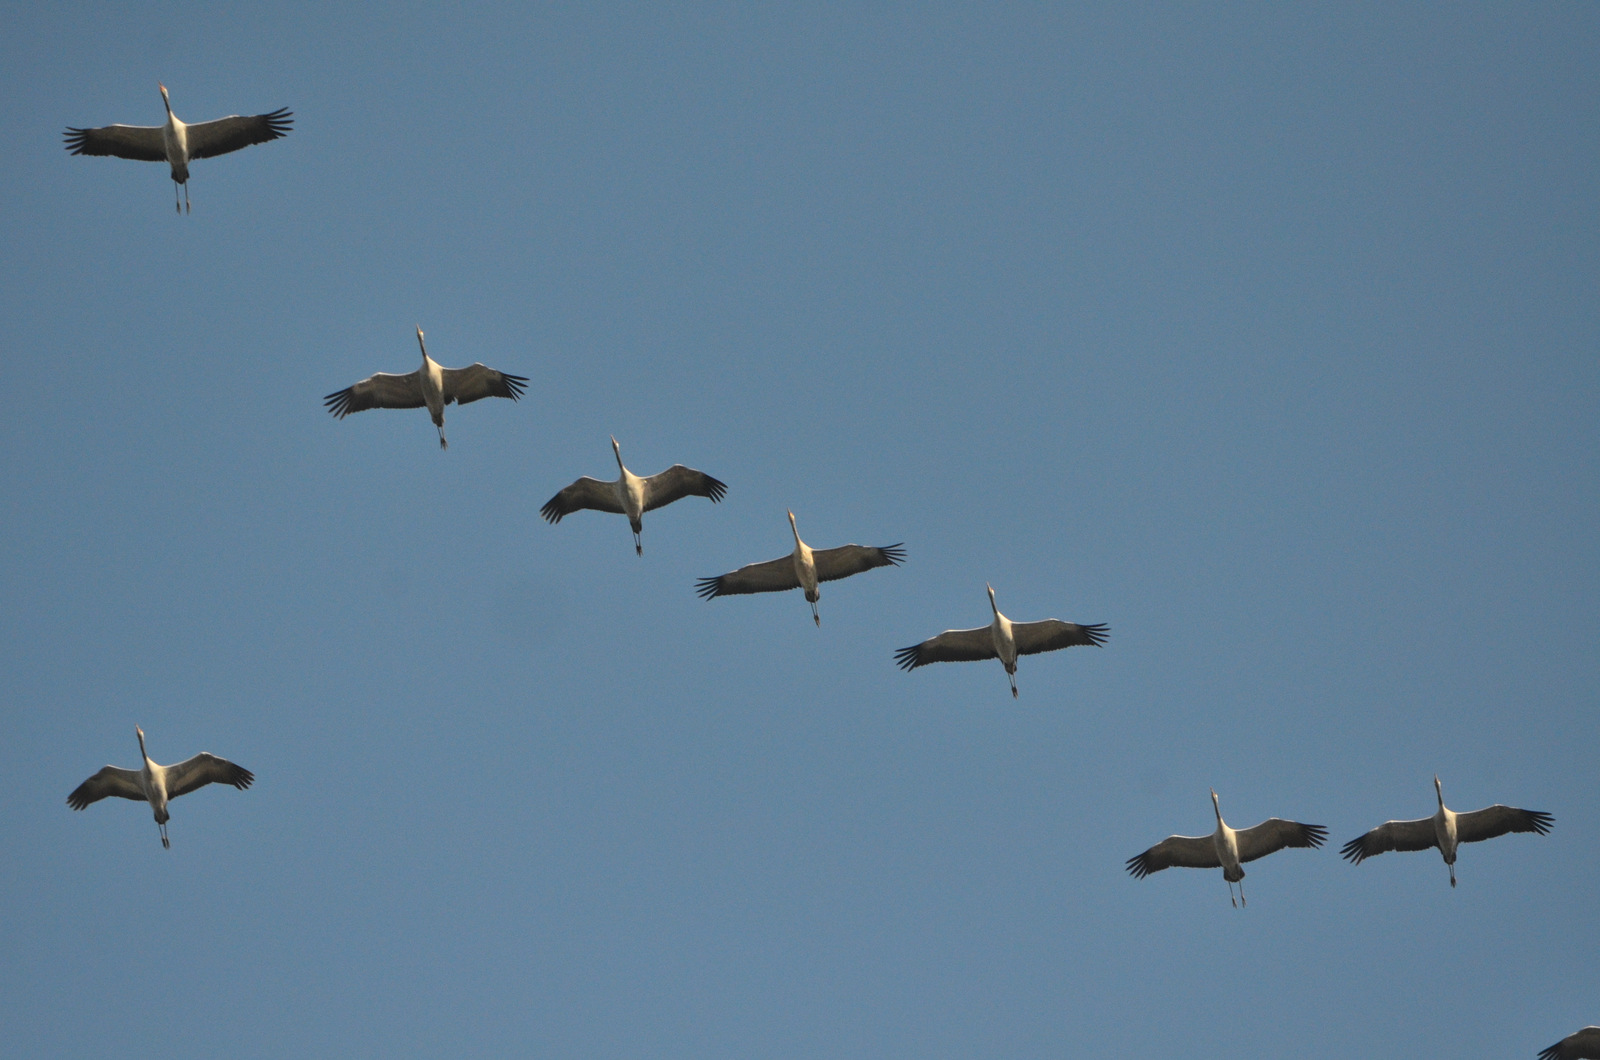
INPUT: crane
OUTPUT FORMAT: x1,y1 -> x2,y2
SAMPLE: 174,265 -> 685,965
64,83 -> 291,213
894,584 -> 1106,697
1126,789 -> 1327,906
324,327 -> 527,449
696,510 -> 903,626
1340,775 -> 1553,886
67,727 -> 253,849
540,437 -> 726,555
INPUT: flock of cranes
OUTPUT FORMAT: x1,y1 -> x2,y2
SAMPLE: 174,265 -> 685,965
60,84 -> 1584,1055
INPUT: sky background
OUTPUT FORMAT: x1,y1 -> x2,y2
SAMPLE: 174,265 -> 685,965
1,3 -> 1596,1056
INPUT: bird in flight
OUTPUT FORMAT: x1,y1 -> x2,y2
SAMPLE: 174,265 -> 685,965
67,727 -> 254,849
1539,1027 -> 1600,1060
1126,789 -> 1327,907
540,437 -> 726,556
64,83 -> 292,214
1340,775 -> 1553,887
894,584 -> 1106,697
696,510 -> 903,626
324,327 -> 528,449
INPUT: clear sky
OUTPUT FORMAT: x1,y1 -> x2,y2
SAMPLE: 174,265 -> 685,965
2,3 -> 1596,1057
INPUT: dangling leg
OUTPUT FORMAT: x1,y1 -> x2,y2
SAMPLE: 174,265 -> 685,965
184,183 -> 190,214
1226,880 -> 1237,908
1449,863 -> 1456,888
159,821 -> 170,849
633,530 -> 643,556
1238,879 -> 1246,907
173,180 -> 181,214
810,600 -> 820,627
1008,671 -> 1018,698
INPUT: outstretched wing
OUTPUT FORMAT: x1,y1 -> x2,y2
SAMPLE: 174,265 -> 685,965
1339,817 -> 1436,863
1011,619 -> 1109,656
812,543 -> 905,584
894,626 -> 995,670
63,123 -> 166,161
1539,1027 -> 1600,1060
641,466 -> 727,513
186,108 -> 293,159
1126,834 -> 1219,877
441,364 -> 528,406
541,477 -> 624,523
324,371 -> 425,417
1235,819 -> 1327,863
696,556 -> 798,599
165,753 -> 254,800
67,766 -> 146,810
1456,804 -> 1553,845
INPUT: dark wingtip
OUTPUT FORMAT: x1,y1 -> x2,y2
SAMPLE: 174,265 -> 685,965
892,645 -> 921,671
235,767 -> 255,790
1339,837 -> 1367,864
1528,810 -> 1555,835
706,476 -> 728,503
1537,1047 -> 1561,1060
323,388 -> 352,418
1082,622 -> 1110,647
694,577 -> 722,600
879,544 -> 907,566
538,501 -> 563,525
502,373 -> 530,401
1304,824 -> 1329,848
1125,854 -> 1151,879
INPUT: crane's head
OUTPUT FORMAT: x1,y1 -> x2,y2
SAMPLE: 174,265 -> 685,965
158,83 -> 171,112
986,583 -> 998,613
1210,788 -> 1221,818
135,726 -> 148,754
1434,774 -> 1443,803
415,326 -> 428,358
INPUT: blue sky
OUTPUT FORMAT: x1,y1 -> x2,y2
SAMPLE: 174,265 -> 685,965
2,3 -> 1596,1056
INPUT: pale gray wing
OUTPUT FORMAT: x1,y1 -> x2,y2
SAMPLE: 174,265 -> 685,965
63,123 -> 166,161
166,753 -> 254,799
67,766 -> 145,810
894,626 -> 995,670
1540,1027 -> 1600,1060
440,364 -> 528,406
1011,619 -> 1109,655
1126,834 -> 1220,877
812,543 -> 905,583
324,370 -> 425,417
1456,804 -> 1554,845
540,477 -> 624,523
640,465 -> 727,513
1339,817 -> 1437,863
185,108 -> 293,159
696,556 -> 799,599
1235,819 -> 1327,863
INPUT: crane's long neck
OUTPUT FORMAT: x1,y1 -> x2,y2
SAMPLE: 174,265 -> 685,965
159,84 -> 172,119
987,584 -> 1000,618
789,510 -> 803,548
1212,790 -> 1223,826
136,727 -> 150,764
1435,776 -> 1445,811
416,328 -> 430,365
612,438 -> 626,476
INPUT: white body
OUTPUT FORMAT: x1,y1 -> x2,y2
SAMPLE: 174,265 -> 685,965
788,511 -> 820,625
1210,790 -> 1247,905
159,84 -> 191,210
1433,776 -> 1461,885
986,585 -> 1020,696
